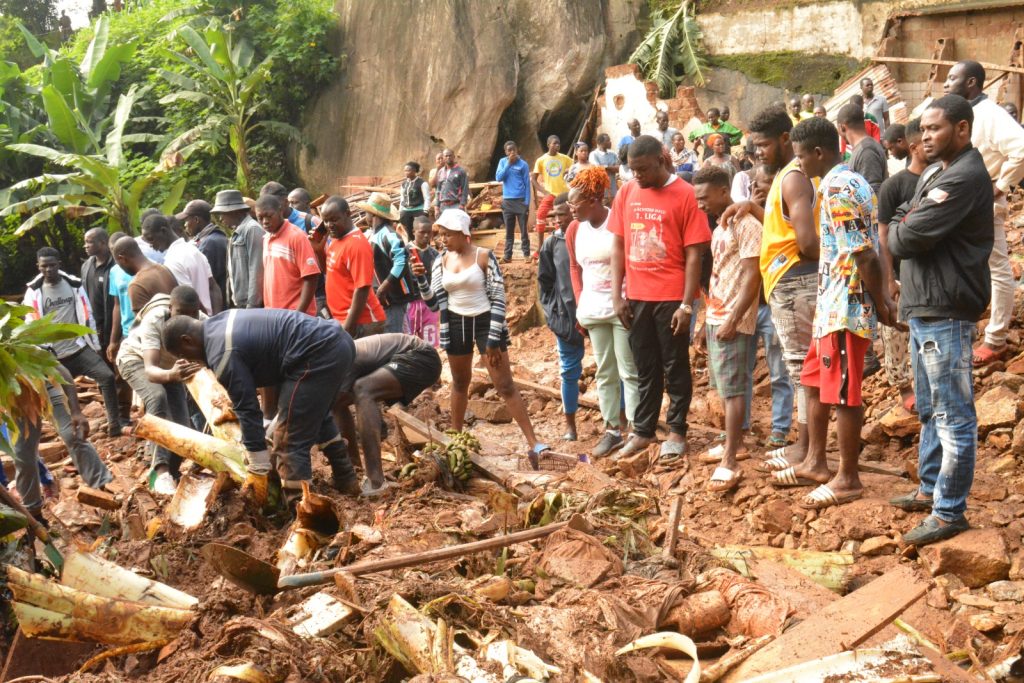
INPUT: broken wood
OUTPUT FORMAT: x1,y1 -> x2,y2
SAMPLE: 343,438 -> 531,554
76,486 -> 120,511
721,565 -> 928,682
277,520 -> 570,589
165,473 -> 218,531
663,494 -> 683,567
133,414 -> 247,483
699,634 -> 774,683
61,551 -> 198,609
873,55 -> 1024,76
286,591 -> 355,638
184,368 -> 243,444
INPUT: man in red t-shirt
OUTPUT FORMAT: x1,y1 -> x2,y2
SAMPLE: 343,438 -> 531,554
313,196 -> 386,337
257,194 -> 320,316
610,135 -> 712,461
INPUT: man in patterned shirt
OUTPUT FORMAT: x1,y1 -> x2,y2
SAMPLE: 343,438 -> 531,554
775,117 -> 900,510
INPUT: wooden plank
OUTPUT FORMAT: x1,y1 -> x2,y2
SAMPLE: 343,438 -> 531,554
923,37 -> 953,99
76,486 -> 121,511
722,565 -> 928,683
873,56 -> 1024,76
916,643 -> 978,683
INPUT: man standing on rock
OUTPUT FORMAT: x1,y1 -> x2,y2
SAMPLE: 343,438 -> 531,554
773,117 -> 898,510
888,95 -> 994,546
720,105 -> 818,473
434,148 -> 469,216
943,60 -> 1024,367
163,308 -> 360,505
610,135 -> 711,462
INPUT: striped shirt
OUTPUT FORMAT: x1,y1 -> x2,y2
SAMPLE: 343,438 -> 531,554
415,249 -> 507,350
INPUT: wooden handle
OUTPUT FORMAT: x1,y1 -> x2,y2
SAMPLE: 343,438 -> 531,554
0,481 -> 51,544
278,521 -> 568,590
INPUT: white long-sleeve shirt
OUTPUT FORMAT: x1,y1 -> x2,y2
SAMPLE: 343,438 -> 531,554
972,96 -> 1024,195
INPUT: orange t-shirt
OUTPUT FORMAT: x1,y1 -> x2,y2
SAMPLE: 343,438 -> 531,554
325,229 -> 385,325
262,221 -> 320,315
607,176 -> 711,301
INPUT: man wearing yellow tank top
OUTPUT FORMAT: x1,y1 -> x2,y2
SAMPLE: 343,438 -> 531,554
720,105 -> 818,470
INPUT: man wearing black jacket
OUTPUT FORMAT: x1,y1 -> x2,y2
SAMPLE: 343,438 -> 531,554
538,194 -> 585,441
888,95 -> 994,546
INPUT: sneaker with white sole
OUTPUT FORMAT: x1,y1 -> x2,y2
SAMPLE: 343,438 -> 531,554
150,471 -> 177,496
593,430 -> 624,458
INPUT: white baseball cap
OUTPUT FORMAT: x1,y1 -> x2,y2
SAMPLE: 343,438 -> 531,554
436,208 -> 471,236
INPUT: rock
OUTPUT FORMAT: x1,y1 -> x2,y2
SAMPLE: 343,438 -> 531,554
751,499 -> 792,535
990,371 -> 1024,392
734,485 -> 757,505
1006,353 -> 1024,374
1012,422 -> 1024,456
527,398 -> 548,414
878,406 -> 919,438
991,454 -> 1018,474
860,535 -> 897,556
956,592 -> 998,609
976,386 -> 1019,432
973,474 -> 1009,502
968,612 -> 1006,633
467,399 -> 512,423
987,580 -> 1024,602
919,529 -> 1011,588
935,573 -> 966,601
819,499 -> 898,541
298,0 -> 642,188
1011,553 -> 1024,580
860,420 -> 887,446
988,432 -> 1011,450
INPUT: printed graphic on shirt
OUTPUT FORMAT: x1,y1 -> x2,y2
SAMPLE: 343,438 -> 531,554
544,158 -> 566,178
814,165 -> 879,340
627,213 -> 669,265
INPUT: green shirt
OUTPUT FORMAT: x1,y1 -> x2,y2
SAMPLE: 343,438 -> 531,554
688,121 -> 743,147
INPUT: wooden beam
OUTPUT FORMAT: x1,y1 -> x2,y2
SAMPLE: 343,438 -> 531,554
873,56 -> 1024,76
923,37 -> 953,99
721,565 -> 928,682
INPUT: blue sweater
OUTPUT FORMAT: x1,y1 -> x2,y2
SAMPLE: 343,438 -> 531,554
495,157 -> 531,202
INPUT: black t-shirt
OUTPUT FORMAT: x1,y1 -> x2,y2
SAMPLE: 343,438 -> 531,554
878,168 -> 920,276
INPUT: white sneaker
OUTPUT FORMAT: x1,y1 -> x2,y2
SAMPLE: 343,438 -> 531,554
151,471 -> 177,496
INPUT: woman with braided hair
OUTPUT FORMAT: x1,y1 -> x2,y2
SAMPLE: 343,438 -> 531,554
566,166 -> 640,457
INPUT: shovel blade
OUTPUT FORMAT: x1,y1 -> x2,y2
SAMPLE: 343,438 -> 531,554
201,542 -> 280,595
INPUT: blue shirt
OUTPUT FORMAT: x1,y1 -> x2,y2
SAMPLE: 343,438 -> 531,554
288,208 -> 321,234
368,224 -> 407,282
108,265 -> 134,336
495,157 -> 531,202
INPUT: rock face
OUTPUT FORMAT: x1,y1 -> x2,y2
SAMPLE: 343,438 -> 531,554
919,529 -> 1010,588
299,0 -> 643,191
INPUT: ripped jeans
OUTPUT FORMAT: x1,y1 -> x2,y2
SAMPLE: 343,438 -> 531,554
910,318 -> 977,522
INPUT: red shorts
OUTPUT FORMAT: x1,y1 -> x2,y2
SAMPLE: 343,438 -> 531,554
800,331 -> 871,407
535,194 -> 555,232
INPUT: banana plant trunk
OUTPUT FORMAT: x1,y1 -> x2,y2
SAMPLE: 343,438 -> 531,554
133,413 -> 247,482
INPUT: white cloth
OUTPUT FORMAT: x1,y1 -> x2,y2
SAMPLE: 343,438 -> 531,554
442,260 -> 490,316
137,236 -> 165,264
163,238 -> 214,312
731,170 -> 752,204
971,97 -> 1024,195
574,215 -> 619,321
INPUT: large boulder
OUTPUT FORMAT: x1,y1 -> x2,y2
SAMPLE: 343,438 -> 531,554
298,0 -> 643,191
919,529 -> 1011,588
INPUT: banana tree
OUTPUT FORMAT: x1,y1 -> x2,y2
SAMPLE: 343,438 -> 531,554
629,1 -> 706,97
160,23 -> 301,196
1,85 -> 185,235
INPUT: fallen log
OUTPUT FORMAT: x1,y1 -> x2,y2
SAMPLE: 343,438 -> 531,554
7,566 -> 193,645
184,368 -> 243,444
133,414 -> 246,483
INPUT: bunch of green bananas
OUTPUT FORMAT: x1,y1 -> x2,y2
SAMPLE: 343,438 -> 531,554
399,462 -> 419,479
445,430 -> 481,452
446,443 -> 473,483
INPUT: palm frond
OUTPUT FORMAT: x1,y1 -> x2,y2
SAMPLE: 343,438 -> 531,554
628,2 -> 706,97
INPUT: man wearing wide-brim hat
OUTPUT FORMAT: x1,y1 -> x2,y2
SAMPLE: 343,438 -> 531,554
212,189 -> 264,309
356,192 -> 413,333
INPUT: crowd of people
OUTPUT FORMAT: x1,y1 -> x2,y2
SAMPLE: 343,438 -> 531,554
11,60 -> 1024,546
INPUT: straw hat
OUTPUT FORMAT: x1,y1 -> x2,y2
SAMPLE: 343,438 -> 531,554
356,191 -> 399,221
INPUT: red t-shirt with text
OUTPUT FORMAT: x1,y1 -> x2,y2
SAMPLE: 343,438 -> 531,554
325,230 -> 385,325
608,176 -> 711,301
263,221 -> 321,315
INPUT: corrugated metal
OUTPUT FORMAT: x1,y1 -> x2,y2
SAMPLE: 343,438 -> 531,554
820,64 -> 909,126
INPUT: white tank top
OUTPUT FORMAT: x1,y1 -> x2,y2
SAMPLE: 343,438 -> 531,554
442,249 -> 491,316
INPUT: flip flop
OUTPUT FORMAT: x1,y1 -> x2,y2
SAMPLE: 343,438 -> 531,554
755,455 -> 792,473
659,440 -> 687,462
699,444 -> 750,463
973,343 -> 1007,365
799,484 -> 863,510
707,466 -> 742,493
770,466 -> 819,487
763,445 -> 786,459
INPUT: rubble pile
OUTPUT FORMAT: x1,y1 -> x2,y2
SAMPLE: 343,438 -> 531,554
3,199 -> 1024,682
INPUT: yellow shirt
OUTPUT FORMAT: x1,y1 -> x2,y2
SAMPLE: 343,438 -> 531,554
799,110 -> 815,120
759,157 -> 819,297
533,153 -> 574,195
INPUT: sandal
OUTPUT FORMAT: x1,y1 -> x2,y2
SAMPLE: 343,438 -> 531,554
699,444 -> 750,463
659,440 -> 687,462
707,466 -> 742,493
799,484 -> 863,510
973,343 -> 1007,365
770,466 -> 820,487
755,455 -> 792,473
767,432 -> 788,448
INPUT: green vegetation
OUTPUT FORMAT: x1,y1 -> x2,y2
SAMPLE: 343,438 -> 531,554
709,51 -> 867,95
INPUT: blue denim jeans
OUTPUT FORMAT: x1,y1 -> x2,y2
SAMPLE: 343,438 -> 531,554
556,337 -> 585,415
910,318 -> 977,522
745,304 -> 794,433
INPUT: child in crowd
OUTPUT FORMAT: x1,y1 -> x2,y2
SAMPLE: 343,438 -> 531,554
670,132 -> 699,174
405,216 -> 440,347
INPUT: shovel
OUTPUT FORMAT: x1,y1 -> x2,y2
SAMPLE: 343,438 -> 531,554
0,484 -> 63,571
203,519 -> 573,594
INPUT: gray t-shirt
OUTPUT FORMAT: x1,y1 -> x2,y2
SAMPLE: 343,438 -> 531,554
850,137 -> 888,194
343,333 -> 428,393
41,279 -> 80,359
864,95 -> 889,136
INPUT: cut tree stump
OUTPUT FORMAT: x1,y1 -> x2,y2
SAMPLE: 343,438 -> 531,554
721,565 -> 928,682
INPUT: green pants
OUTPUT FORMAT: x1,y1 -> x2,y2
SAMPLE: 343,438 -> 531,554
579,315 -> 639,430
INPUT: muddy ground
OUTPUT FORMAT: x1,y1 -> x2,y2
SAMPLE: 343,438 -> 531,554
4,199 -> 1024,681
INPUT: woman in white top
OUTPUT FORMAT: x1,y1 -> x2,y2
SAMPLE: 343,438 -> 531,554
411,209 -> 548,459
566,167 -> 640,457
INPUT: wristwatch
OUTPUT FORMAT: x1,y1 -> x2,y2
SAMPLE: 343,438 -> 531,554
678,303 -> 693,315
